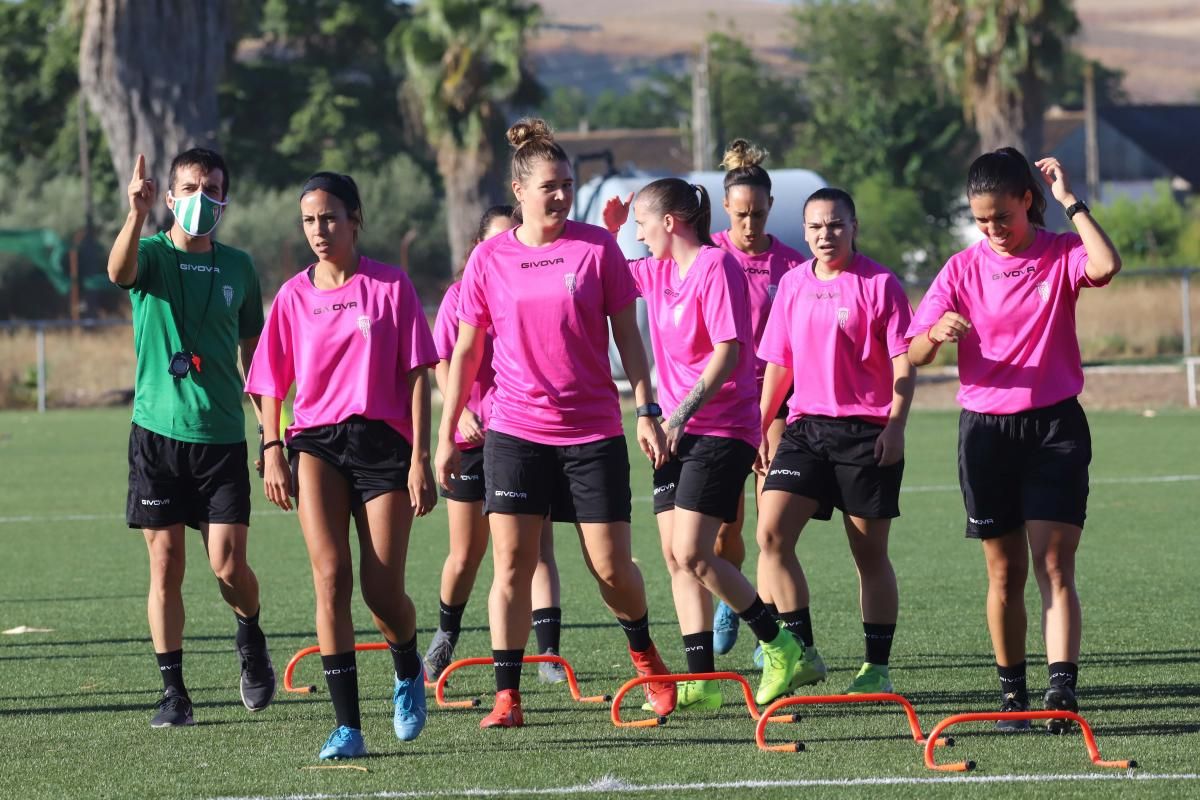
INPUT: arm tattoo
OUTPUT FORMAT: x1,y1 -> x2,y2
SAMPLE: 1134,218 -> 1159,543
667,379 -> 706,430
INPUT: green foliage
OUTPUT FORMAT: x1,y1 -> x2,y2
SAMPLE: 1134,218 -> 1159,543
1046,53 -> 1127,109
1091,183 -> 1191,267
791,0 -> 970,274
851,174 -> 959,279
218,154 -> 446,294
0,1 -> 78,164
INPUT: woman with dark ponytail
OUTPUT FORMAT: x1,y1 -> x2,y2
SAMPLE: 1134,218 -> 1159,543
907,148 -> 1121,732
604,179 -> 804,712
755,186 -> 915,698
710,139 -> 809,661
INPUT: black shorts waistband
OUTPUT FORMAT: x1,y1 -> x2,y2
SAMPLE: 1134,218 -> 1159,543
962,396 -> 1081,422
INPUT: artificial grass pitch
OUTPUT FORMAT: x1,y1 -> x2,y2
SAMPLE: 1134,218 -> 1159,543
0,407 -> 1197,799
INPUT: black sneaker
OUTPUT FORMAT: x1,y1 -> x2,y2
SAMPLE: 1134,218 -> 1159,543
995,691 -> 1031,732
1044,684 -> 1078,735
237,638 -> 277,712
150,689 -> 194,728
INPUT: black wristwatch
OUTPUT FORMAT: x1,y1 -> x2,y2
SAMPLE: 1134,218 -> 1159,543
1065,200 -> 1090,220
636,403 -> 662,419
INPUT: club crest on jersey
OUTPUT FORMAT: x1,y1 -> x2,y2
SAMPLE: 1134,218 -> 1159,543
672,304 -> 684,327
837,307 -> 849,329
1036,281 -> 1050,302
356,315 -> 371,339
222,285 -> 233,307
564,273 -> 577,294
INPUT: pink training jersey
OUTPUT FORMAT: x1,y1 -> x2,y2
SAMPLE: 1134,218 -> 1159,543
906,229 -> 1106,415
457,220 -> 638,446
629,246 -> 761,447
713,230 -> 808,386
245,257 -> 438,443
434,280 -> 495,449
758,253 -> 913,426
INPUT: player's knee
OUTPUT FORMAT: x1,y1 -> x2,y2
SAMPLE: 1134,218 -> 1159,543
311,562 -> 353,605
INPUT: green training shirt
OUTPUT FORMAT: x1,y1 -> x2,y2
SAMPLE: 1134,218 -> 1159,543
126,231 -> 264,444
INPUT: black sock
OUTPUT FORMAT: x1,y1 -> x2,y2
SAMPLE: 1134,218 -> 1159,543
492,648 -> 524,692
682,631 -> 715,674
439,599 -> 467,640
738,596 -> 782,643
155,650 -> 186,696
387,634 -> 422,681
863,622 -> 896,666
1048,661 -> 1078,691
532,607 -> 562,653
779,608 -> 814,648
618,612 -> 653,653
997,661 -> 1028,701
235,609 -> 265,649
321,651 -> 361,729
764,602 -> 779,620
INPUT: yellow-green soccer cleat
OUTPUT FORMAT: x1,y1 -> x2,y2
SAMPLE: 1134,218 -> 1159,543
793,644 -> 828,687
844,662 -> 893,694
755,632 -> 805,705
676,679 -> 722,711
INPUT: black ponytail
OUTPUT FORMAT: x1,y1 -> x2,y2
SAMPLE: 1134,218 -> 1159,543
638,178 -> 715,247
966,147 -> 1046,227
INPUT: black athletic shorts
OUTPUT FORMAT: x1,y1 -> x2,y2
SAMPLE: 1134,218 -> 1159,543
483,430 -> 631,524
441,445 -> 485,502
126,423 -> 251,530
761,416 -> 903,520
288,416 -> 412,509
653,434 -> 757,522
959,396 -> 1091,539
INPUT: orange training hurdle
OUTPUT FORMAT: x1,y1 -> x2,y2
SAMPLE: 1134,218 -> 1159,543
922,710 -> 1137,772
609,671 -> 800,728
754,692 -> 953,753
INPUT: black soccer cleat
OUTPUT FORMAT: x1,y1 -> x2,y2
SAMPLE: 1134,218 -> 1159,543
150,689 -> 195,728
237,638 -> 277,712
1043,684 -> 1078,735
995,691 -> 1031,732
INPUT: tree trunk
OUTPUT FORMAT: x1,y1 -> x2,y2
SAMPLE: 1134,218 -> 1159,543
971,67 -> 1044,157
437,133 -> 502,271
79,0 -> 228,232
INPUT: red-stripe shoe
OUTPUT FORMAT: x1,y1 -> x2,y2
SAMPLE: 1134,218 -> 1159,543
479,689 -> 524,729
629,645 -> 677,717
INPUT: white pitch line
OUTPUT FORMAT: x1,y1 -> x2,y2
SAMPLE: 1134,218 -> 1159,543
206,772 -> 1200,800
3,474 -> 1197,525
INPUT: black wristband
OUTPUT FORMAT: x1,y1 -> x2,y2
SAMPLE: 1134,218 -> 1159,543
263,440 -> 284,452
636,402 -> 662,419
1065,200 -> 1090,220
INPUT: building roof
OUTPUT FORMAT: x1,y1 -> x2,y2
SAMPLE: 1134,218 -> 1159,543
1098,105 -> 1200,187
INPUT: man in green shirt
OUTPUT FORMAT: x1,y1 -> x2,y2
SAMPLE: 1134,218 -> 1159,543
107,147 -> 275,727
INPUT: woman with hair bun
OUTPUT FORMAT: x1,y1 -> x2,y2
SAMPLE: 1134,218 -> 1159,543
709,139 -> 809,661
246,171 -> 438,760
907,148 -> 1121,732
435,118 -> 677,729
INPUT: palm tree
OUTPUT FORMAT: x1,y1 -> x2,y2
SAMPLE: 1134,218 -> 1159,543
928,0 -> 1078,156
399,0 -> 541,268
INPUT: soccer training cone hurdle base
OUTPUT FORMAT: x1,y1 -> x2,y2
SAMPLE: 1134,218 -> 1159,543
283,642 -> 392,694
610,671 -> 801,729
435,654 -> 610,709
754,692 -> 953,753
923,710 -> 1138,772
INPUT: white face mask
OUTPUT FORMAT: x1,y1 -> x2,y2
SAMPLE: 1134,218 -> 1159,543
169,190 -> 227,237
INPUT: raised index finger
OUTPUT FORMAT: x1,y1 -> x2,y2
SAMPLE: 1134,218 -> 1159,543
133,154 -> 146,180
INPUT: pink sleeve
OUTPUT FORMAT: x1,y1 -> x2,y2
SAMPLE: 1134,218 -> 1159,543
756,280 -> 792,367
905,263 -> 957,340
244,290 -> 295,400
433,284 -> 460,361
700,256 -> 749,345
878,274 -> 914,357
601,236 -> 639,316
457,251 -> 490,329
401,277 -> 438,373
626,256 -> 655,297
1063,232 -> 1105,289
